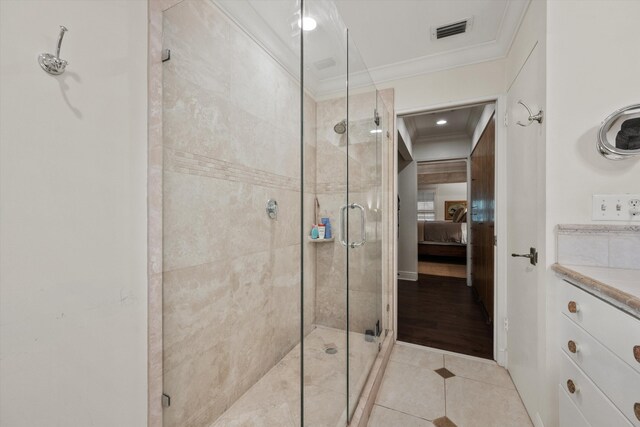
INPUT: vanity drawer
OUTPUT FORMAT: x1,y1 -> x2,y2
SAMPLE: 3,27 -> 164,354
559,352 -> 633,427
560,314 -> 640,426
560,280 -> 640,374
559,384 -> 591,427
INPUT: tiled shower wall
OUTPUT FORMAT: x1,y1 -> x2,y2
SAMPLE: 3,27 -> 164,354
161,2 -> 315,425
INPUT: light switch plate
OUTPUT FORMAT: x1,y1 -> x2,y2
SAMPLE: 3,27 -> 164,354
592,194 -> 640,221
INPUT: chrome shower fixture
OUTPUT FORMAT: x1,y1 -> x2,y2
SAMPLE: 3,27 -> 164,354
333,119 -> 347,134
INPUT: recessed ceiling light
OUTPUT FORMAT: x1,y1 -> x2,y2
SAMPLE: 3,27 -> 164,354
436,119 -> 447,125
370,129 -> 383,134
298,16 -> 317,31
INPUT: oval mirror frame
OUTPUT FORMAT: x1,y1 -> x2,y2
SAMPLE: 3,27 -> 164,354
597,103 -> 640,160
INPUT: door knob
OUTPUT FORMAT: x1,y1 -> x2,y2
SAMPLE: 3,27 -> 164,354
511,247 -> 538,265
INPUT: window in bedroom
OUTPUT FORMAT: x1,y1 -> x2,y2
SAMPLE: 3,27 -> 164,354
417,189 -> 435,221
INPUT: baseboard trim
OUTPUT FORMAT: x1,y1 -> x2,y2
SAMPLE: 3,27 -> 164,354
397,271 -> 418,281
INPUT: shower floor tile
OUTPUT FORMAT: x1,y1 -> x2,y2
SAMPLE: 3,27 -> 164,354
210,326 -> 378,427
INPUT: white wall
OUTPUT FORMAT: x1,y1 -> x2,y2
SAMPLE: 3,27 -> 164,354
397,117 -> 413,159
413,136 -> 471,161
397,160 -> 418,278
546,0 -> 640,227
434,183 -> 468,221
379,59 -> 506,113
0,1 -> 148,426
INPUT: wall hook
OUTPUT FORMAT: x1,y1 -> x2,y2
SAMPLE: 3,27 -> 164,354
516,100 -> 544,126
38,26 -> 69,75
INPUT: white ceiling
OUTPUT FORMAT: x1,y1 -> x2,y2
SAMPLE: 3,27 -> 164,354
335,0 -> 530,84
404,105 -> 486,141
213,0 -> 530,96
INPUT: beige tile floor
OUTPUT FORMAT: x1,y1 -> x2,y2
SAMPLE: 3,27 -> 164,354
368,342 -> 533,427
211,326 -> 378,427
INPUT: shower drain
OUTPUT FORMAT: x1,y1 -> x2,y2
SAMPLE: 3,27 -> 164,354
324,344 -> 338,355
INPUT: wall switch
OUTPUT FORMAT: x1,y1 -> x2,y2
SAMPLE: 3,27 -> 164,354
592,194 -> 640,221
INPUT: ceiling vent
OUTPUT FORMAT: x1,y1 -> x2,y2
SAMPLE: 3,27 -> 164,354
314,57 -> 336,71
432,17 -> 473,40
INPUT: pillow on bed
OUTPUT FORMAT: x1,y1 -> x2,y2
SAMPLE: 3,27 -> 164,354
452,207 -> 467,223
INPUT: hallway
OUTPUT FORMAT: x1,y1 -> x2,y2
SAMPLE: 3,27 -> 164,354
368,343 -> 532,427
397,274 -> 493,359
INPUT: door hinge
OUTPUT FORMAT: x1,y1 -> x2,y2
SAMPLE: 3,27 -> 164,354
378,342 -> 382,352
503,318 -> 509,332
162,49 -> 171,63
386,303 -> 390,312
494,235 -> 497,246
374,109 -> 380,126
504,111 -> 509,127
162,393 -> 171,408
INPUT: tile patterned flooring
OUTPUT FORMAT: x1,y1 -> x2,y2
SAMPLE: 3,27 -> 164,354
368,342 -> 533,427
210,326 -> 378,427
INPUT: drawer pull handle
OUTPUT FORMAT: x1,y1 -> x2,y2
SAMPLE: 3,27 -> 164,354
568,340 -> 578,354
567,301 -> 579,313
635,402 -> 640,422
634,345 -> 640,363
567,379 -> 578,394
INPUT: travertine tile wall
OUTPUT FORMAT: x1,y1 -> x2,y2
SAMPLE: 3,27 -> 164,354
161,1 -> 313,425
557,224 -> 640,270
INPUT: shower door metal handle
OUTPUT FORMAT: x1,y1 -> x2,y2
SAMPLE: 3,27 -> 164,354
339,203 -> 366,248
339,205 -> 348,247
349,203 -> 366,248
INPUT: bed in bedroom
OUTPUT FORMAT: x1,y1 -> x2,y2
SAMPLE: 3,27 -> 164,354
417,219 -> 467,259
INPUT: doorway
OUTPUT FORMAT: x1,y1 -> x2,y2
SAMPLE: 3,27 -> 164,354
396,102 -> 496,359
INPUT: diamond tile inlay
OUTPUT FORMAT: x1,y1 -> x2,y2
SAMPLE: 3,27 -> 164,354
434,367 -> 455,379
433,416 -> 457,427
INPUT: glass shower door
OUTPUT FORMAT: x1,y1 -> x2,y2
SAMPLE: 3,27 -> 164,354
301,0 -> 349,425
346,34 -> 384,421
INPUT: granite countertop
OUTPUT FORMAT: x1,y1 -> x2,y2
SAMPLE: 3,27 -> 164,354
552,263 -> 640,319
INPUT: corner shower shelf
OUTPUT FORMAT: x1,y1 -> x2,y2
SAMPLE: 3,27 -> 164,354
307,237 -> 334,243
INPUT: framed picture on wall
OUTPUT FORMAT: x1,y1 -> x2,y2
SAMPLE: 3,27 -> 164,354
444,200 -> 467,220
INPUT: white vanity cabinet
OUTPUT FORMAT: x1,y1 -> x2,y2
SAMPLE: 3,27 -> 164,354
558,279 -> 640,426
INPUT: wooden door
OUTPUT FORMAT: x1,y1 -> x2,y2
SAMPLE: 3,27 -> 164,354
470,115 -> 495,323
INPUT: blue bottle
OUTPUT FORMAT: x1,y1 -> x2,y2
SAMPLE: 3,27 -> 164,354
321,217 -> 332,239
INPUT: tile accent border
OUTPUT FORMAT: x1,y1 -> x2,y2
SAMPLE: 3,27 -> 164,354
166,148 -> 300,191
557,224 -> 640,234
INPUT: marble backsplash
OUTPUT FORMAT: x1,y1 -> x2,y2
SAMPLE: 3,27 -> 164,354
556,224 -> 640,270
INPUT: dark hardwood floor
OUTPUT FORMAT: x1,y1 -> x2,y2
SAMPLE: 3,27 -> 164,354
397,274 -> 493,359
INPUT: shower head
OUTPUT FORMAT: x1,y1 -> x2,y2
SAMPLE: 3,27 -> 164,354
333,119 -> 347,134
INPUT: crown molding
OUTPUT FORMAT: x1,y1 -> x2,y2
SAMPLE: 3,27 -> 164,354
316,0 -> 530,96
